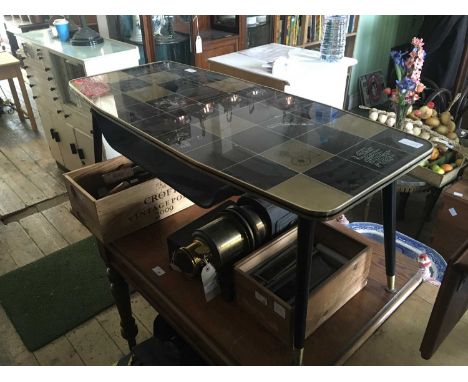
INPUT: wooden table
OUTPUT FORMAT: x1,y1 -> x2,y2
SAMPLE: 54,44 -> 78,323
0,52 -> 37,131
70,60 -> 433,364
98,204 -> 422,365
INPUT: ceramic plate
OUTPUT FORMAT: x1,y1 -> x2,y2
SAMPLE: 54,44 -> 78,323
348,222 -> 447,283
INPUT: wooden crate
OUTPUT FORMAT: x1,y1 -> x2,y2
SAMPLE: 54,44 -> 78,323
410,158 -> 466,188
234,222 -> 372,345
64,156 -> 193,243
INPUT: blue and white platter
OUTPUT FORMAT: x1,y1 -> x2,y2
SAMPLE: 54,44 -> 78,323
347,222 -> 447,283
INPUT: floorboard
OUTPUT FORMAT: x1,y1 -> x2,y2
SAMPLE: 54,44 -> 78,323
0,222 -> 43,268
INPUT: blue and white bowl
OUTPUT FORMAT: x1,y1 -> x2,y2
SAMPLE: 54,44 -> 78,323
347,222 -> 447,283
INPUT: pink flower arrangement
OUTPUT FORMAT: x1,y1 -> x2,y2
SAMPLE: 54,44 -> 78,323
384,37 -> 427,128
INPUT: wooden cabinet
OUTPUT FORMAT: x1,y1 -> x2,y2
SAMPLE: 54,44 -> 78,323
194,34 -> 239,70
16,29 -> 139,171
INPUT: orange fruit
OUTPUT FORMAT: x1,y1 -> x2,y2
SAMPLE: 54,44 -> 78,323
441,164 -> 453,172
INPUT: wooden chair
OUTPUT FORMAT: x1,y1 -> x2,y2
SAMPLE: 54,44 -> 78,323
0,52 -> 37,130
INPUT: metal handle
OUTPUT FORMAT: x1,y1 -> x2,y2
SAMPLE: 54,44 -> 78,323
53,131 -> 61,142
38,56 -> 43,60
47,77 -> 53,81
26,74 -> 32,78
45,67 -> 51,72
77,149 -> 85,160
33,96 -> 38,99
29,84 -> 35,88
57,110 -> 62,114
50,87 -> 56,91
23,65 -> 29,69
49,128 -> 55,139
64,114 -> 71,118
53,97 -> 59,101
70,143 -> 77,154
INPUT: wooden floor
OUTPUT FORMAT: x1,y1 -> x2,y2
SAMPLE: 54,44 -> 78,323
0,77 -> 467,366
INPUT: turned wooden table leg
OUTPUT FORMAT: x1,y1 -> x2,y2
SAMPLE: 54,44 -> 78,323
16,67 -> 38,131
107,266 -> 138,350
7,77 -> 25,121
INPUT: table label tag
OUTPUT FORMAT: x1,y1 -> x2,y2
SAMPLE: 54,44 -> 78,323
255,291 -> 267,306
273,302 -> 286,319
184,68 -> 197,73
448,207 -> 457,217
453,192 -> 463,198
201,263 -> 220,302
152,266 -> 166,276
398,138 -> 424,149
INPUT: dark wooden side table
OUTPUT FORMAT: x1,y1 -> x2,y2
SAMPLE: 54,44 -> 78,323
70,60 -> 433,365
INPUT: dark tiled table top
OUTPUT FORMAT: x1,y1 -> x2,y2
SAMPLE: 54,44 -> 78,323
70,61 -> 433,217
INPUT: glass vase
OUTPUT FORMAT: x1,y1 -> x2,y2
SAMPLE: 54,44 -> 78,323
395,103 -> 410,130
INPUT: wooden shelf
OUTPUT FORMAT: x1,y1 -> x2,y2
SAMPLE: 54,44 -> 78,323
299,32 -> 358,49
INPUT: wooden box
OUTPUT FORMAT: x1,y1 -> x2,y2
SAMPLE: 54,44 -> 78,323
64,156 -> 193,243
431,179 -> 468,260
410,158 -> 465,188
234,222 -> 372,345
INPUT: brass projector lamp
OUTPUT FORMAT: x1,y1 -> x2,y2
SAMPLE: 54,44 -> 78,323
172,196 -> 297,277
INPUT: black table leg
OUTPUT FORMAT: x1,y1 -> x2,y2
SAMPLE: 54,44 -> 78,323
293,217 -> 317,365
92,109 -> 103,163
382,182 -> 397,292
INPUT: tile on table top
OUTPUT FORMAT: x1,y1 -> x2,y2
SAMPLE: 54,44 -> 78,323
90,91 -> 142,112
94,71 -> 134,83
326,112 -> 387,139
338,140 -> 410,175
290,101 -> 345,124
230,126 -> 290,153
205,77 -> 253,92
232,101 -> 284,125
261,139 -> 333,173
194,113 -> 256,139
234,86 -> 278,102
105,101 -> 168,124
268,174 -> 352,214
145,93 -> 200,112
186,138 -> 255,170
138,71 -> 182,85
178,85 -> 227,104
173,102 -> 221,125
295,124 -> 364,155
370,128 -> 432,154
132,113 -> 183,138
304,156 -> 382,196
183,70 -> 226,84
157,78 -> 199,93
157,124 -> 220,153
259,113 -> 320,138
109,78 -> 152,93
224,155 -> 297,190
124,84 -> 172,103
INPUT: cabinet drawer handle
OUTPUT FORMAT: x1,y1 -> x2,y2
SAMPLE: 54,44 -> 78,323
47,77 -> 53,81
57,110 -> 62,114
64,114 -> 71,118
70,143 -> 77,154
29,84 -> 35,88
53,131 -> 61,142
36,48 -> 41,52
53,97 -> 59,101
44,67 -> 51,72
49,128 -> 55,139
26,74 -> 33,78
50,87 -> 56,91
77,149 -> 85,160
23,65 -> 29,69
33,95 -> 38,99
38,56 -> 43,60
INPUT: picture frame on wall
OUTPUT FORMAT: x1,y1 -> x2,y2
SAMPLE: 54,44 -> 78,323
359,70 -> 388,107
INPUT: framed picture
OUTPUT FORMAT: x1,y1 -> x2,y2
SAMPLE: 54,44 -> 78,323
359,71 -> 388,107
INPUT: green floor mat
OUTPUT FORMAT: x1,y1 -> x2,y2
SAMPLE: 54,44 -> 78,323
0,237 -> 114,351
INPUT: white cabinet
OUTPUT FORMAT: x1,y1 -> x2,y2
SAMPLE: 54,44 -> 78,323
16,29 -> 140,170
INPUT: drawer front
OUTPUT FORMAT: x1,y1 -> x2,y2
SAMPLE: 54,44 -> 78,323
52,120 -> 83,170
62,104 -> 93,136
38,109 -> 64,165
73,128 -> 95,167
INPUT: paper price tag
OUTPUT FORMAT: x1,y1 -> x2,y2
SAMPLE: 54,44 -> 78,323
448,207 -> 457,217
184,68 -> 197,73
273,302 -> 286,319
398,138 -> 424,149
453,192 -> 463,198
152,266 -> 165,276
201,263 -> 220,302
195,35 -> 203,54
255,291 -> 267,306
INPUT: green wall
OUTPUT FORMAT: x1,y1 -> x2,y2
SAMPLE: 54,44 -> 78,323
348,15 -> 424,105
